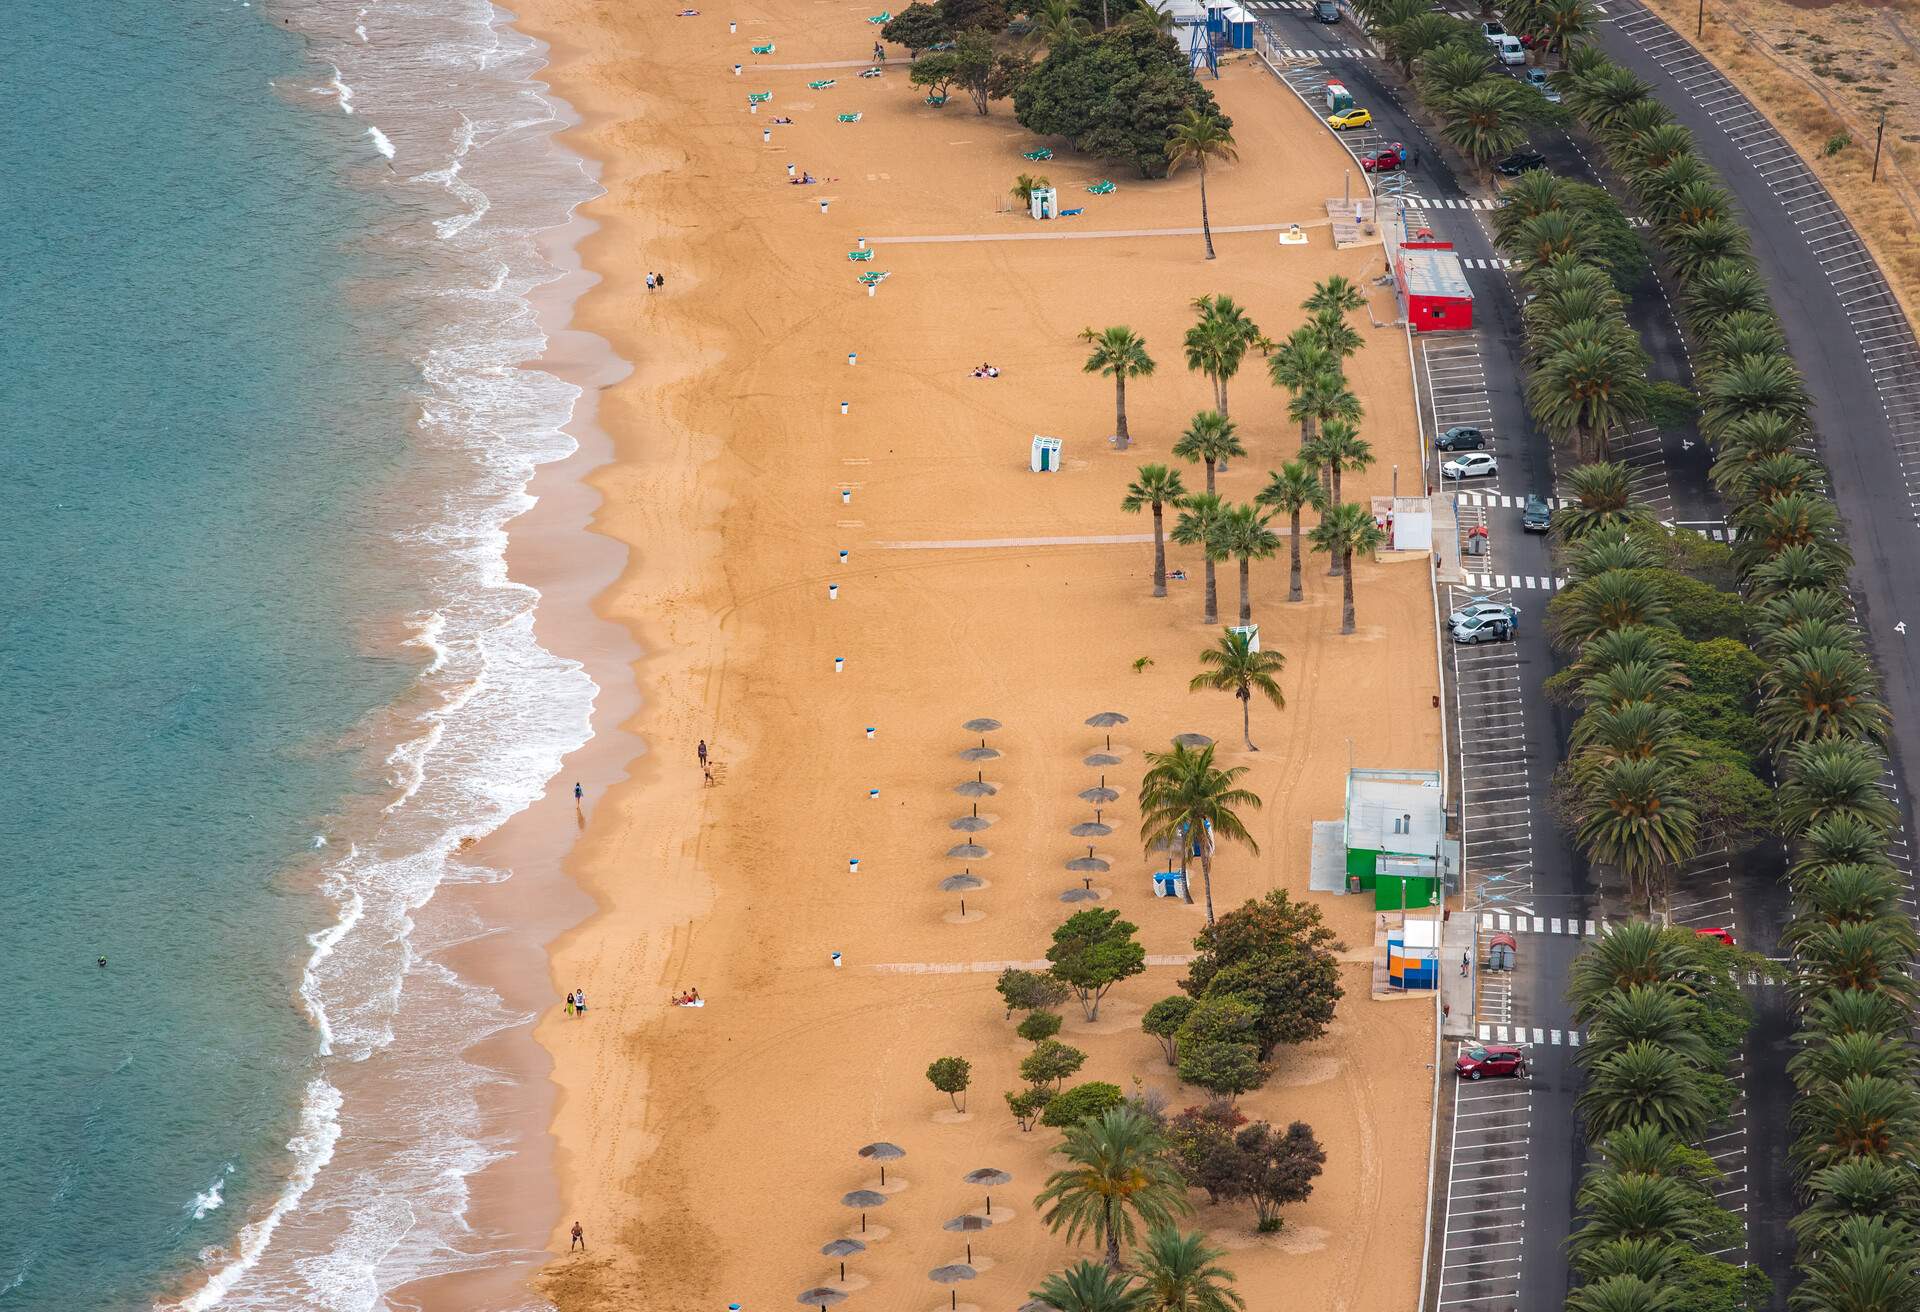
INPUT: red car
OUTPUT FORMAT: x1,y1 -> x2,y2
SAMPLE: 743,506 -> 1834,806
1360,143 -> 1404,173
1456,1044 -> 1528,1080
1696,927 -> 1736,947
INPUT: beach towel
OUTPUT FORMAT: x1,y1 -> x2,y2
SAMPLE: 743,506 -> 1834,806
1059,207 -> 1084,217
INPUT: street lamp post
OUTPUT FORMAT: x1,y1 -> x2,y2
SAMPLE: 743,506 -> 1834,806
1696,0 -> 1704,37
1873,109 -> 1888,182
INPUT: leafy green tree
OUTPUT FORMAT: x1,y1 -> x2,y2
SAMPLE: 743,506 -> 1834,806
1143,995 -> 1196,1064
1020,1009 -> 1066,1042
1022,1038 -> 1091,1090
1008,1084 -> 1056,1131
1047,908 -> 1148,1019
999,966 -> 1073,1018
1013,25 -> 1230,178
928,1055 -> 973,1110
1177,1039 -> 1266,1102
944,0 -> 1012,33
1225,1121 -> 1325,1231
1308,502 -> 1386,632
1173,411 -> 1244,495
1030,1259 -> 1151,1312
1123,464 -> 1190,599
911,51 -> 963,100
1133,1226 -> 1245,1312
1190,627 -> 1285,750
1081,325 -> 1155,448
1656,1249 -> 1774,1312
1254,460 -> 1327,603
1169,491 -> 1227,626
882,1 -> 953,53
1166,1099 -> 1246,1203
1138,741 -> 1261,923
1045,1081 -> 1127,1127
1181,888 -> 1343,1055
949,29 -> 1006,113
1668,747 -> 1772,852
1036,1105 -> 1193,1271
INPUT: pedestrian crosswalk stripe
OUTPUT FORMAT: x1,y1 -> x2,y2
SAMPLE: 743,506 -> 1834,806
1467,573 -> 1566,592
1479,912 -> 1597,936
1455,492 -> 1567,510
1476,1023 -> 1584,1046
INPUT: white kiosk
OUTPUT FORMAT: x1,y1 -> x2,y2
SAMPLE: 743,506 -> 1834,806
1030,435 -> 1062,472
1029,186 -> 1058,220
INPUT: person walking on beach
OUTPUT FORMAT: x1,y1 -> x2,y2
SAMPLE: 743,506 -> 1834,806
646,271 -> 657,290
573,781 -> 583,803
1460,952 -> 1470,977
873,40 -> 885,61
697,739 -> 708,770
574,988 -> 588,1014
565,991 -> 577,1017
570,1221 -> 585,1251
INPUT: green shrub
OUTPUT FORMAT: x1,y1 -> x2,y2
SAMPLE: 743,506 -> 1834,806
1040,1081 -> 1125,1127
1016,1009 -> 1064,1043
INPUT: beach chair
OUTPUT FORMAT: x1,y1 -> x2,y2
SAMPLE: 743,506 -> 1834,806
1060,207 -> 1084,217
848,249 -> 874,261
857,270 -> 890,285
748,91 -> 772,103
808,78 -> 837,89
869,10 -> 892,21
750,41 -> 775,53
1022,148 -> 1053,161
859,66 -> 884,77
928,39 -> 954,50
1087,179 -> 1115,195
924,93 -> 947,107
838,112 -> 863,123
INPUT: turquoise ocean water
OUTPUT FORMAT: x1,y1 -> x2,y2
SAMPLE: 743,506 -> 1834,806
2,2 -> 599,1307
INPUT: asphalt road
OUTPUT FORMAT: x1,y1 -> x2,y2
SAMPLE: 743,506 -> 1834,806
1248,9 -> 1920,1305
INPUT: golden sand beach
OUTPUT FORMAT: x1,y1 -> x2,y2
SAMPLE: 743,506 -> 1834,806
490,5 -> 1444,1307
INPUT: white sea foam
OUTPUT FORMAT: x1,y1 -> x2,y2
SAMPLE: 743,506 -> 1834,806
365,126 -> 393,160
312,834 -> 327,849
188,1167 -> 234,1220
323,66 -> 354,113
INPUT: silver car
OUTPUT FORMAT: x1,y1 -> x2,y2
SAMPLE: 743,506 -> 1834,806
1448,600 -> 1520,630
1453,613 -> 1514,644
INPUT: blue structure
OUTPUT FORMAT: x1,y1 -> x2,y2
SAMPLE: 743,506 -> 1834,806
1186,18 -> 1219,76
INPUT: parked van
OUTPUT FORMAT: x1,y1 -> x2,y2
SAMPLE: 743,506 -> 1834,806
1491,34 -> 1526,64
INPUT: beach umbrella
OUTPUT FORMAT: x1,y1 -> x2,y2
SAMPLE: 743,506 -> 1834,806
1069,818 -> 1113,838
798,1288 -> 848,1311
940,872 -> 984,891
821,1237 -> 866,1280
962,717 -> 1002,734
946,841 -> 989,859
1085,711 -> 1129,750
841,1188 -> 889,1232
1060,886 -> 1100,902
1079,774 -> 1120,805
1066,846 -> 1110,873
1173,732 -> 1213,748
858,1141 -> 905,1186
928,1264 -> 977,1310
950,814 -> 992,832
954,775 -> 997,797
958,745 -> 1001,762
963,1167 -> 1012,1214
1018,1302 -> 1058,1312
942,1214 -> 994,1264
1083,752 -> 1122,768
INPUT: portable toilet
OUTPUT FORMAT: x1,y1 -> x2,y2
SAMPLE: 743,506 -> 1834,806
1221,3 -> 1256,48
1030,435 -> 1062,472
1029,185 -> 1057,221
1325,80 -> 1353,112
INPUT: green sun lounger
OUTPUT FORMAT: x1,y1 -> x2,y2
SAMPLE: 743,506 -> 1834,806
925,93 -> 947,107
1087,179 -> 1115,194
838,112 -> 863,122
748,91 -> 771,103
808,78 -> 836,89
1022,148 -> 1053,161
869,11 -> 892,21
750,41 -> 774,53
857,270 -> 890,285
848,249 -> 874,261
860,66 -> 884,77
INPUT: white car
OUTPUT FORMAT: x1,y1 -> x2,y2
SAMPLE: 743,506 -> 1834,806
1448,600 -> 1521,630
1453,613 -> 1514,644
1443,452 -> 1499,480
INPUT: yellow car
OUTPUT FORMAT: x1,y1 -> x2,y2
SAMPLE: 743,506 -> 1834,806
1327,108 -> 1373,130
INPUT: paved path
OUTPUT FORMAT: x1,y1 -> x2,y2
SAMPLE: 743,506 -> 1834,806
754,58 -> 904,70
879,533 -> 1154,549
870,954 -> 1195,974
866,221 -> 1320,245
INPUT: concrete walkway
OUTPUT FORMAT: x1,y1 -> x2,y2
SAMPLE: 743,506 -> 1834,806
755,58 -> 905,70
879,533 -> 1154,550
867,221 -> 1327,246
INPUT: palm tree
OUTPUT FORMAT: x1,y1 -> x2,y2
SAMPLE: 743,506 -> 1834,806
1654,180 -> 1735,233
1172,492 -> 1228,626
1133,1226 -> 1245,1312
1794,814 -> 1895,877
1575,1238 -> 1683,1286
1795,987 -> 1910,1046
1578,986 -> 1713,1067
1538,0 -> 1591,63
1315,419 -> 1374,504
1577,1041 -> 1722,1139
1081,326 -> 1155,449
1036,1106 -> 1192,1272
1663,216 -> 1751,283
1791,1217 -> 1920,1312
1565,64 -> 1656,134
1584,1124 -> 1714,1189
1759,647 -> 1889,747
1138,741 -> 1261,923
1289,376 -> 1362,454
1570,702 -> 1693,776
1028,0 -> 1093,46
1254,461 -> 1327,603
1381,12 -> 1465,77
1165,111 -> 1238,261
1569,625 -> 1679,680
1567,532 -> 1660,580
1190,627 -> 1285,751
1791,921 -> 1920,1004
1186,295 -> 1262,418
1493,169 -> 1576,246
1789,863 -> 1907,930
1757,588 -> 1854,646
1793,1159 -> 1919,1244
1580,662 -> 1689,713
1123,465 -> 1190,599
1565,1275 -> 1683,1312
1267,331 -> 1342,445
1306,306 -> 1363,362
1788,1029 -> 1916,1089
1436,79 -> 1531,180
1124,0 -> 1177,33
1012,173 -> 1053,205
1748,543 -> 1849,601
1528,331 -> 1649,460
1733,493 -> 1849,569
1575,759 -> 1698,913
1304,275 -> 1366,317
1717,451 -> 1822,505
1207,504 -> 1280,628
1172,411 -> 1245,494
1568,922 -> 1700,1021
1510,209 -> 1594,269
1549,570 -> 1673,650
1418,41 -> 1500,105
1568,1172 -> 1715,1253
1777,738 -> 1898,837
1556,462 -> 1640,541
1031,1260 -> 1150,1312
1309,502 -> 1387,632
1683,259 -> 1771,335
1792,1074 -> 1920,1168
1700,355 -> 1810,441
1617,122 -> 1695,177
1700,308 -> 1787,363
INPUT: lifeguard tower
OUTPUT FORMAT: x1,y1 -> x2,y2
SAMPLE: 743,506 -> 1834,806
1029,186 -> 1058,220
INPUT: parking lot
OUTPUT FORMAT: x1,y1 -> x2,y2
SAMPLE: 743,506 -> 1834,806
1436,1059 -> 1532,1311
1448,583 -> 1535,913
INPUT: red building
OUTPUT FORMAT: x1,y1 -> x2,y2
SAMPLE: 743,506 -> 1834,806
1395,240 -> 1474,333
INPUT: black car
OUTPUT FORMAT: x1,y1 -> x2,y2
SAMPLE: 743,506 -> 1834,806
1313,0 -> 1341,20
1521,494 -> 1552,533
1496,150 -> 1549,176
1436,425 -> 1485,451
